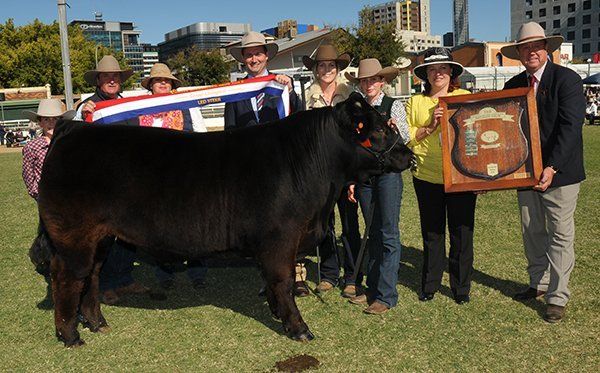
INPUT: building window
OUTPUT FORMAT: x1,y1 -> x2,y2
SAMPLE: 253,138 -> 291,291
567,17 -> 575,26
539,8 -> 546,17
219,26 -> 227,32
539,0 -> 546,3
567,31 -> 575,40
582,43 -> 590,53
526,10 -> 533,19
582,0 -> 591,10
583,14 -> 591,24
539,21 -> 546,29
525,0 -> 532,6
496,53 -> 503,66
553,19 -> 560,28
567,3 -> 575,12
553,5 -> 560,14
582,29 -> 591,38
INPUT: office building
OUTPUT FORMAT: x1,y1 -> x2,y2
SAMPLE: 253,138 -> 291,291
70,13 -> 144,76
261,20 -> 319,39
453,0 -> 469,46
141,44 -> 159,79
158,22 -> 251,62
510,0 -> 600,59
361,0 -> 441,52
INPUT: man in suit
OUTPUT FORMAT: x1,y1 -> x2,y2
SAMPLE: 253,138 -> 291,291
501,22 -> 585,323
225,31 -> 307,296
224,31 -> 301,129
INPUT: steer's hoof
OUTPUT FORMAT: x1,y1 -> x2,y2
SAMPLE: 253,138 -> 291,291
291,329 -> 315,342
64,338 -> 85,348
98,325 -> 111,334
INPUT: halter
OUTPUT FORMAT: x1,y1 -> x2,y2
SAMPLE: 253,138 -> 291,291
357,122 -> 403,171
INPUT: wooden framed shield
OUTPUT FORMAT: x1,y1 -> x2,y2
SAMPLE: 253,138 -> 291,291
439,88 -> 543,193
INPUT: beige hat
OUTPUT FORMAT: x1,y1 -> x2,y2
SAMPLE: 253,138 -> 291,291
345,58 -> 400,84
141,63 -> 181,90
230,31 -> 279,63
84,55 -> 134,86
501,22 -> 564,60
302,45 -> 351,71
23,99 -> 75,122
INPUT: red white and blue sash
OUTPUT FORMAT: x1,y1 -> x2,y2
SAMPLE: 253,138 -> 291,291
86,75 -> 290,124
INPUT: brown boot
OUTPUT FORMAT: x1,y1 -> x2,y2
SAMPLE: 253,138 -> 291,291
364,301 -> 390,315
293,281 -> 310,297
349,294 -> 370,306
316,281 -> 334,293
342,284 -> 358,298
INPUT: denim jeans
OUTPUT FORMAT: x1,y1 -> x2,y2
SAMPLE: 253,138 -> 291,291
99,239 -> 136,291
357,172 -> 403,308
155,260 -> 208,283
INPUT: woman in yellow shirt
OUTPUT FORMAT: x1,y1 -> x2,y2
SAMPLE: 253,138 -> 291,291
406,48 -> 476,305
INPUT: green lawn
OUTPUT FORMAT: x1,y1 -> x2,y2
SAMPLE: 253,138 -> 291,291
1,128 -> 599,371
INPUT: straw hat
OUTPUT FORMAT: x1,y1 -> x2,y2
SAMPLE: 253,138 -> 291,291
501,22 -> 563,60
344,58 -> 400,84
23,99 -> 75,122
413,47 -> 464,81
229,31 -> 279,63
302,45 -> 351,71
141,63 -> 181,90
84,55 -> 134,86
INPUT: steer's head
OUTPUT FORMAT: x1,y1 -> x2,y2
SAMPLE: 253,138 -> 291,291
334,92 -> 413,181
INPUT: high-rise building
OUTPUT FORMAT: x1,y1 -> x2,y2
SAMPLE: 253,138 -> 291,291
70,13 -> 144,76
141,44 -> 159,79
510,0 -> 600,59
361,0 -> 441,53
158,22 -> 251,62
453,0 -> 469,46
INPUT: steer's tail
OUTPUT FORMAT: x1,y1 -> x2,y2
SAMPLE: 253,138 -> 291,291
29,219 -> 55,277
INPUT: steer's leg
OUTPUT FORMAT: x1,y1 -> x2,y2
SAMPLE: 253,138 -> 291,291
79,237 -> 112,333
51,253 -> 87,347
259,248 -> 314,341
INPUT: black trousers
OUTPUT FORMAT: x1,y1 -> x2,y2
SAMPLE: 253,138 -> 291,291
413,177 -> 477,296
319,189 -> 362,285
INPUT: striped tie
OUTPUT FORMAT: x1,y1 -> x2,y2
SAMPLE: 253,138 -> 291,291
256,92 -> 265,112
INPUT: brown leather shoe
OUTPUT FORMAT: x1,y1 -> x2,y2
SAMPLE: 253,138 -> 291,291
513,287 -> 546,301
544,304 -> 566,323
293,281 -> 310,297
363,301 -> 389,315
316,281 -> 334,293
342,284 -> 357,298
349,294 -> 370,306
115,282 -> 150,296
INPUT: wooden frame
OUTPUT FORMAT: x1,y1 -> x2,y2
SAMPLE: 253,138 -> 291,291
439,87 -> 543,193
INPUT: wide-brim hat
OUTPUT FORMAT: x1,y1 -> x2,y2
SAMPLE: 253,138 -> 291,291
344,58 -> 400,84
230,31 -> 279,63
141,63 -> 181,90
84,55 -> 134,86
501,22 -> 564,60
413,47 -> 464,81
23,99 -> 75,122
302,45 -> 351,71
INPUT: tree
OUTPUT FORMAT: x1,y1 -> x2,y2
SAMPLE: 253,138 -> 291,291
166,47 -> 233,87
0,19 -> 134,95
330,7 -> 407,68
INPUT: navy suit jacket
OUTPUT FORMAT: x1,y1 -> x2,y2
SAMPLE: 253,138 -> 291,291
504,61 -> 585,187
223,75 -> 302,129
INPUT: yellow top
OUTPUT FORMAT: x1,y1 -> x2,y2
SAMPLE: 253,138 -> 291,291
406,88 -> 471,184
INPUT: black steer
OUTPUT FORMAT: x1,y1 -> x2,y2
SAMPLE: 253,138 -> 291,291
36,92 -> 412,346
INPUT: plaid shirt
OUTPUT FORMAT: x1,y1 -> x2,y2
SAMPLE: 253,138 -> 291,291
22,137 -> 50,199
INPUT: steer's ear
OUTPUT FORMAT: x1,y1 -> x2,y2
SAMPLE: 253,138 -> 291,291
337,92 -> 374,137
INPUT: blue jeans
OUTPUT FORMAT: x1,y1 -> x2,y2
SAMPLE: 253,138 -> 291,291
99,239 -> 136,291
155,260 -> 208,283
357,173 -> 403,308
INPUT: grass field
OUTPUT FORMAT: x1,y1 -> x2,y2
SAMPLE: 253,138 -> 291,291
1,127 -> 599,372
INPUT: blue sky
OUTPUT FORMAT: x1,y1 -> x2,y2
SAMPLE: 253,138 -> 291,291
3,0 -> 510,44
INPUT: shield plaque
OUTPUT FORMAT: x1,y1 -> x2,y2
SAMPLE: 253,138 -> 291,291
439,88 -> 543,193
